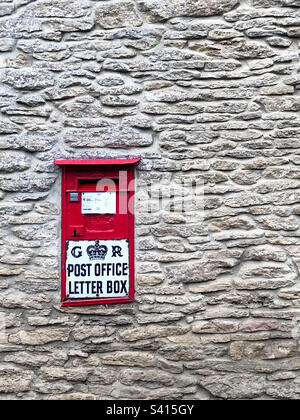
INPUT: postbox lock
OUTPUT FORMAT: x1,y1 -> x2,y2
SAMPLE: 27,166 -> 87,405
69,192 -> 80,202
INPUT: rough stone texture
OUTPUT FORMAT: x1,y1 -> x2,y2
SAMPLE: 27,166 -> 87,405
0,0 -> 299,401
137,0 -> 240,21
97,1 -> 143,29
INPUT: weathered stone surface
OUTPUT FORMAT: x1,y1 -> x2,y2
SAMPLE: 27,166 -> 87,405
72,326 -> 109,341
257,215 -> 299,231
137,0 -> 240,21
102,351 -> 156,367
120,326 -> 188,342
244,246 -> 287,262
4,352 -> 49,367
97,2 -> 143,29
64,127 -> 153,148
2,69 -> 55,90
166,260 -> 235,284
9,328 -> 71,345
39,367 -> 89,382
0,133 -> 57,152
259,97 -> 300,112
119,368 -> 196,388
229,342 -> 244,361
232,261 -> 297,290
0,120 -> 21,134
0,174 -> 56,193
198,374 -> 266,399
0,368 -> 33,393
17,94 -> 46,107
32,378 -> 73,395
0,152 -> 31,173
28,0 -> 90,18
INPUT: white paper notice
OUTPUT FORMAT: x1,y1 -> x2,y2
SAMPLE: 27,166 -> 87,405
66,239 -> 129,299
82,192 -> 116,214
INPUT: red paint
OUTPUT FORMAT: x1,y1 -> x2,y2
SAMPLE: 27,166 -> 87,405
55,158 -> 140,307
54,158 -> 140,166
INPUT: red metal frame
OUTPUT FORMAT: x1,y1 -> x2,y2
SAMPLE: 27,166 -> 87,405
55,158 -> 140,307
54,158 -> 140,166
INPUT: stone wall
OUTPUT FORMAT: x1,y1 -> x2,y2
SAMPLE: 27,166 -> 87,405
0,0 -> 299,400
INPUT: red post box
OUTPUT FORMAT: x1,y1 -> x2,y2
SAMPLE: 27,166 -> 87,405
54,158 -> 140,307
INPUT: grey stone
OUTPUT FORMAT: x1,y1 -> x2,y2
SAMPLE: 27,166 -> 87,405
267,37 -> 292,48
257,215 -> 299,231
259,97 -> 300,112
16,94 -> 46,107
244,341 -> 297,360
244,246 -> 287,262
198,374 -> 266,399
120,326 -> 188,342
102,352 -> 156,367
0,38 -> 14,52
97,1 -> 143,29
64,127 -> 153,149
28,0 -> 90,18
166,260 -> 235,284
9,328 -> 71,345
0,120 -> 21,134
4,352 -> 49,367
0,174 -> 56,192
0,367 -> 33,393
137,0 -> 240,21
254,0 -> 300,5
2,68 -> 55,90
0,132 -> 59,152
39,367 -> 89,382
0,152 -> 31,173
233,261 -> 297,290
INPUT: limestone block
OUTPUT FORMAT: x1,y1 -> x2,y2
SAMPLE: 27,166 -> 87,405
102,351 -> 156,367
166,260 -> 235,284
32,378 -> 73,395
0,152 -> 31,173
0,133 -> 57,152
64,127 -> 153,149
0,367 -> 33,393
233,261 -> 297,290
28,0 -> 90,18
97,1 -> 143,29
48,393 -> 96,400
137,0 -> 240,21
120,325 -> 188,342
0,120 -> 21,134
72,326 -> 109,341
2,68 -> 55,90
4,352 -> 49,367
198,374 -> 266,399
9,328 -> 71,345
243,341 -> 296,360
0,175 -> 56,193
86,368 -> 117,385
39,367 -> 89,382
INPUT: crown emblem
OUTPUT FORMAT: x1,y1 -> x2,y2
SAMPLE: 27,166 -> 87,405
87,240 -> 108,261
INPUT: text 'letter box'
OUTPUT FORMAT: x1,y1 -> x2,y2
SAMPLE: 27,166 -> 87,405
54,158 -> 140,307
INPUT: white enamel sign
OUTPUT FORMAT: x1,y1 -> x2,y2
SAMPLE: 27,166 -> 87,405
82,192 -> 116,214
66,239 -> 129,299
